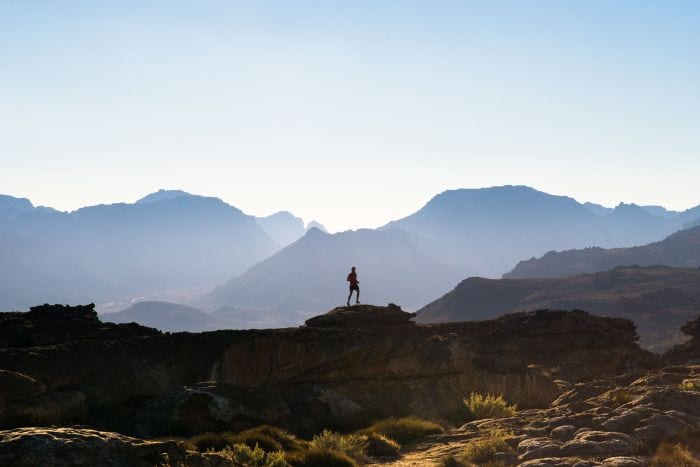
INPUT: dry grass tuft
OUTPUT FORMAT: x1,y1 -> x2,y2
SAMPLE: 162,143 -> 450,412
359,416 -> 443,445
464,393 -> 517,420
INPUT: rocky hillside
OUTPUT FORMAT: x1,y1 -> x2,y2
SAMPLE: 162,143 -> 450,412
416,265 -> 700,352
506,224 -> 700,279
373,362 -> 700,466
1,303 -> 699,466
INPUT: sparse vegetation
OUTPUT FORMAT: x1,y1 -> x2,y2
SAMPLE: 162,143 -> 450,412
463,392 -> 517,420
310,430 -> 369,463
364,432 -> 400,457
608,388 -> 635,406
286,447 -> 359,467
359,416 -> 443,444
462,430 -> 514,464
189,431 -> 238,452
219,444 -> 287,467
650,442 -> 700,466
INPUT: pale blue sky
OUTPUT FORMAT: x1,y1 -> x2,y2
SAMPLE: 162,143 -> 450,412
1,1 -> 699,232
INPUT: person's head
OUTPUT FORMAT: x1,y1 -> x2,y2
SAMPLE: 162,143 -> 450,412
351,266 -> 356,272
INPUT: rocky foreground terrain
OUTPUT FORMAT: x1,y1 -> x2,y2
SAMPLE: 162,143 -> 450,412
0,303 -> 698,465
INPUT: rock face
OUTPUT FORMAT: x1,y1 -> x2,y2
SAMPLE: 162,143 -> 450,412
0,305 -> 658,438
0,427 -> 232,467
0,303 -> 159,348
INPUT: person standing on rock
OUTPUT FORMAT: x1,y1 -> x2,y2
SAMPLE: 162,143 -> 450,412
347,266 -> 360,306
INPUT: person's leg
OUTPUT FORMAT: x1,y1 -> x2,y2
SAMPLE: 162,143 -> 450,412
347,288 -> 352,306
356,287 -> 360,304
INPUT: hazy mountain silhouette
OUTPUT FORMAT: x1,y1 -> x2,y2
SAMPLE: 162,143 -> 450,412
134,189 -> 194,204
0,195 -> 34,213
417,265 -> 700,352
306,220 -> 328,233
102,300 -> 293,332
0,234 -> 110,310
204,227 -> 463,324
506,225 -> 700,279
382,186 -> 697,277
0,191 -> 279,309
102,301 -> 214,332
255,211 -> 307,247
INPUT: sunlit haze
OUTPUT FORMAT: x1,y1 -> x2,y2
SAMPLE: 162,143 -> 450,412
2,1 -> 699,232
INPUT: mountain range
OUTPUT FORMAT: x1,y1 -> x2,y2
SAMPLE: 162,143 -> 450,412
505,224 -> 700,279
3,185 -> 700,331
416,265 -> 700,352
382,186 -> 698,278
0,190 -> 280,310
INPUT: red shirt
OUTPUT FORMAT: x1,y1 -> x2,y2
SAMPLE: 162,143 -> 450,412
347,271 -> 358,286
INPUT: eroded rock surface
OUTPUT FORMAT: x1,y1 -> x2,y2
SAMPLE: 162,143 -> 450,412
375,363 -> 700,466
0,427 -> 231,467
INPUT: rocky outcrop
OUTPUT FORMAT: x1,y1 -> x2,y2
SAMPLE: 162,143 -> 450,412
664,316 -> 700,364
304,303 -> 414,328
0,305 -> 658,437
0,303 -> 159,348
0,427 -> 232,467
383,363 -> 700,466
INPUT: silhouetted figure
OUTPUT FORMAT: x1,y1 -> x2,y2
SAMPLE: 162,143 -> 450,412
347,266 -> 360,306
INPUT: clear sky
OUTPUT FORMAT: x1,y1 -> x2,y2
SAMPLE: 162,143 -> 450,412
1,1 -> 699,232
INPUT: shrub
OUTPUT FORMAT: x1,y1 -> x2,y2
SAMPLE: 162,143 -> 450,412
365,432 -> 400,457
608,388 -> 635,407
310,430 -> 368,462
219,444 -> 287,467
462,430 -> 514,464
464,393 -> 517,420
232,431 -> 283,453
286,447 -> 359,467
189,431 -> 238,452
650,442 -> 700,467
360,416 -> 443,444
246,425 -> 308,452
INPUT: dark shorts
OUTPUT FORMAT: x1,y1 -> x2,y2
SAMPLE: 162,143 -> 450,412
349,284 -> 359,291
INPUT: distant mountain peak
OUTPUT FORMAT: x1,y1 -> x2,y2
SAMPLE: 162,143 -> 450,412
135,189 -> 194,204
0,194 -> 34,212
306,220 -> 328,233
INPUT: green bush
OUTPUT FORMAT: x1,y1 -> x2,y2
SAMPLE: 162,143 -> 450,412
360,416 -> 443,445
287,447 -> 359,467
189,431 -> 238,452
310,430 -> 368,463
463,393 -> 517,420
219,444 -> 287,467
365,432 -> 400,457
462,430 -> 514,464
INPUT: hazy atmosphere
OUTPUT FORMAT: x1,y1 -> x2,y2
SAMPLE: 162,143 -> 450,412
3,3 -> 700,465
2,1 -> 699,232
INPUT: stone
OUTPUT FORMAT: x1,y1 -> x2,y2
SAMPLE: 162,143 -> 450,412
551,425 -> 577,441
0,427 -> 232,467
